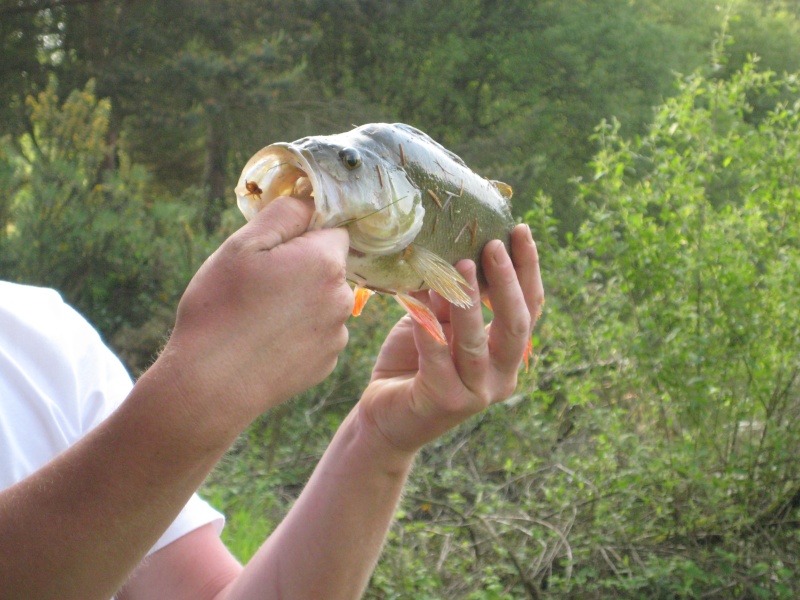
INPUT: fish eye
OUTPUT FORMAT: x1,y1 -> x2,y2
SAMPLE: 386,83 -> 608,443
339,147 -> 362,170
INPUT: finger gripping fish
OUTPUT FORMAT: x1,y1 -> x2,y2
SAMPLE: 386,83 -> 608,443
234,123 -> 515,344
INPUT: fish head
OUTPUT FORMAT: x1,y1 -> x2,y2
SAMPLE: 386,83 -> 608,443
235,128 -> 424,255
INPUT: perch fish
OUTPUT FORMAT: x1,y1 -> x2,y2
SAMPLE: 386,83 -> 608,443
234,122 -> 516,346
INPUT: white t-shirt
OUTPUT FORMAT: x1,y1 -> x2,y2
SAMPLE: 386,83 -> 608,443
0,281 -> 224,556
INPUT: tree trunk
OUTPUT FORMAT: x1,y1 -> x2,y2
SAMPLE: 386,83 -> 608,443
202,114 -> 228,234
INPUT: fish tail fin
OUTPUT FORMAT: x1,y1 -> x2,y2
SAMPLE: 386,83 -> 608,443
404,244 -> 473,308
395,293 -> 447,345
352,285 -> 375,317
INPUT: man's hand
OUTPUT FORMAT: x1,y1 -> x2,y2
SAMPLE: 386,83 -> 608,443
356,223 -> 544,459
159,196 -> 354,430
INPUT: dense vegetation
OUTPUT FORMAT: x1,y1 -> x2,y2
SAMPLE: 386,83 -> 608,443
2,0 -> 800,596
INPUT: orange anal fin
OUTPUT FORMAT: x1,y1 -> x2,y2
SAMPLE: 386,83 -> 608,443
395,293 -> 447,345
352,285 -> 375,317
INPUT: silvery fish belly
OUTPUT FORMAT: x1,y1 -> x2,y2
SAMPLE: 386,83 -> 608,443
234,122 -> 515,344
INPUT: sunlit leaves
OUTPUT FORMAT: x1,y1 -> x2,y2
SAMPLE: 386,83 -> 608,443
537,55 -> 800,594
0,77 -> 219,349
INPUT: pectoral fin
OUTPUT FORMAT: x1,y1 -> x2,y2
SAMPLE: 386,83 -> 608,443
352,285 -> 375,316
404,244 -> 473,309
395,293 -> 447,345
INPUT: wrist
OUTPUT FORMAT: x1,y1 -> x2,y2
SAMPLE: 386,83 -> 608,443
340,404 -> 418,479
136,345 -> 249,453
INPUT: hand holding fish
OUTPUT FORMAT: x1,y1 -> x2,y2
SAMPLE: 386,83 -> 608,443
355,223 -> 543,459
233,121 -> 545,456
0,125 -> 541,600
165,195 -> 354,427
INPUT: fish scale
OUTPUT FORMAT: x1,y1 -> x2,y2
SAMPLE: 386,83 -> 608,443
235,122 -> 516,345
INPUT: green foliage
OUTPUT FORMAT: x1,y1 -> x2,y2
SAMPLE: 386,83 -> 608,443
8,0 -> 800,236
4,2 -> 800,597
204,53 -> 800,598
302,0 -> 717,231
0,78 -> 220,358
530,55 -> 800,596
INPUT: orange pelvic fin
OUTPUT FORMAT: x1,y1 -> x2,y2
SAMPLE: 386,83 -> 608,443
352,285 -> 375,317
482,297 -> 493,312
395,293 -> 447,345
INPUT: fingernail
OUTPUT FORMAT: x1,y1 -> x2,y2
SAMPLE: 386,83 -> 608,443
491,240 -> 511,267
525,224 -> 534,244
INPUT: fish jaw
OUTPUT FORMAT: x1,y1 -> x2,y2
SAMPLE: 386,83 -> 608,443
234,143 -> 331,221
235,139 -> 425,256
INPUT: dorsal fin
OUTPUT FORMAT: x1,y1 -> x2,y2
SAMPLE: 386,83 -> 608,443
491,180 -> 513,201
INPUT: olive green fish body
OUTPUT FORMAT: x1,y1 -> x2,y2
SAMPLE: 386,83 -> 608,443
235,123 -> 515,343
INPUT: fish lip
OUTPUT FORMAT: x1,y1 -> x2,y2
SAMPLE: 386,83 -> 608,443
234,143 -> 338,229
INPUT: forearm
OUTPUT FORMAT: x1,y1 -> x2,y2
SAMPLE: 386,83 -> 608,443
0,361 -> 239,600
226,404 -> 415,600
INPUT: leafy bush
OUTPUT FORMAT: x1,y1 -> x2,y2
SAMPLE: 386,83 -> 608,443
527,53 -> 800,596
200,53 -> 800,598
0,78 -> 222,368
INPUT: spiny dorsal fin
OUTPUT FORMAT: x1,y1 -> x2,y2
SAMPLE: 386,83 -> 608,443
491,180 -> 513,201
404,244 -> 473,308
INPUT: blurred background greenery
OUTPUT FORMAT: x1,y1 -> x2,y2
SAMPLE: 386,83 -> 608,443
3,0 -> 800,596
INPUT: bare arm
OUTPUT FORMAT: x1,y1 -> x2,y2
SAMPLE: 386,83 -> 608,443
0,197 -> 353,600
1,200 -> 542,600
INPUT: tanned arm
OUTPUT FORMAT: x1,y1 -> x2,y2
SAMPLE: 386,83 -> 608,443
0,197 -> 353,600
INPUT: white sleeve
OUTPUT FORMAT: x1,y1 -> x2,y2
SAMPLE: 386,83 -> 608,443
0,282 -> 224,554
149,493 -> 225,554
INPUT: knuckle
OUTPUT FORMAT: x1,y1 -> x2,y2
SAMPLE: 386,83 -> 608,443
336,325 -> 350,351
338,286 -> 356,320
459,334 -> 489,358
507,312 -> 532,339
219,230 -> 251,260
461,347 -> 487,366
532,287 -> 545,307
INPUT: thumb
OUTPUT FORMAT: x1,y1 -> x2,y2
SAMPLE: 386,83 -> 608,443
242,195 -> 316,251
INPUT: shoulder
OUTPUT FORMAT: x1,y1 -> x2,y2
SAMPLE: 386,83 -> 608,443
0,281 -> 97,344
0,282 -> 118,395
0,282 -> 133,484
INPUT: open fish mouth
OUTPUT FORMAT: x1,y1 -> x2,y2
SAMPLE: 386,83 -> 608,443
234,144 -> 336,230
235,138 -> 425,255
